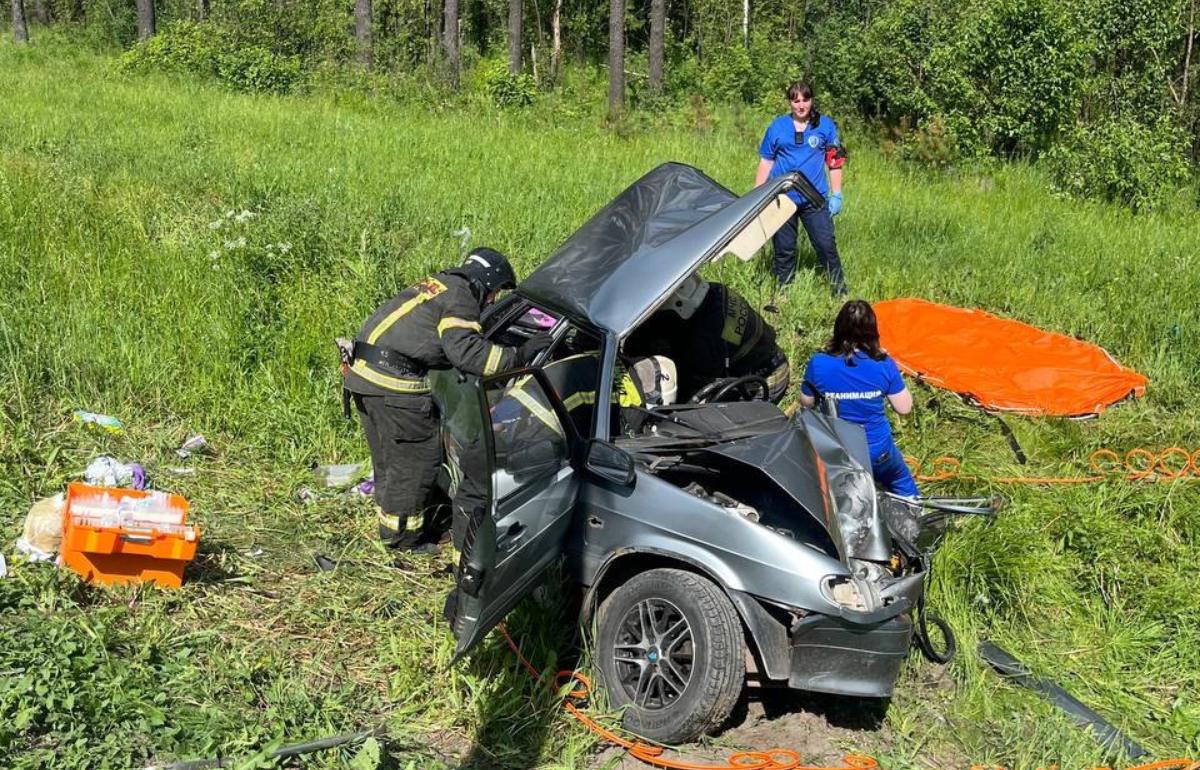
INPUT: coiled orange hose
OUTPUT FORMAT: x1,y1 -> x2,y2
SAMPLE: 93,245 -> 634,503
907,448 -> 1200,485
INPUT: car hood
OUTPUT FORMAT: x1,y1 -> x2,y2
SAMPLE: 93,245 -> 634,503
704,409 -> 891,564
519,163 -> 815,337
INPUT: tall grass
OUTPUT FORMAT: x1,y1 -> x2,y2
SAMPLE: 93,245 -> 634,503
0,36 -> 1197,769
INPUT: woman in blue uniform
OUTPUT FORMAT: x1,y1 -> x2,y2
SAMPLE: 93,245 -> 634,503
798,300 -> 918,497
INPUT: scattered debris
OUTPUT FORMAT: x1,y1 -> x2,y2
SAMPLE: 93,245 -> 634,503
73,410 -> 124,434
313,462 -> 368,488
19,493 -> 65,559
313,553 -> 337,572
296,486 -> 317,504
84,456 -> 147,489
176,434 -> 208,459
354,477 -> 374,497
979,641 -> 1148,759
165,467 -> 197,476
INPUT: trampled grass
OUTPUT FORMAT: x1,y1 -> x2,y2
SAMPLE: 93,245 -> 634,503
0,35 -> 1198,770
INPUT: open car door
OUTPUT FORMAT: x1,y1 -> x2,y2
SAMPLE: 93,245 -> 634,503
431,367 -> 581,658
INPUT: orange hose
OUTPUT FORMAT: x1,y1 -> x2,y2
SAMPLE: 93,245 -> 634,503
907,448 -> 1200,485
495,624 -> 1193,770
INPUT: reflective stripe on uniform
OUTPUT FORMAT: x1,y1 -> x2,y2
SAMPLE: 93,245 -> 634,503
483,345 -> 505,375
509,387 -> 564,436
562,391 -> 597,413
350,360 -> 430,393
438,317 -> 482,337
377,510 -> 423,531
766,361 -> 789,390
365,278 -> 447,344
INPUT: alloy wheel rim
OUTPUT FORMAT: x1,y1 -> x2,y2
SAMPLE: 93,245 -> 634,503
611,597 -> 694,710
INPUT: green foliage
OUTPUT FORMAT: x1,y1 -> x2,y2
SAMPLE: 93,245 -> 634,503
941,0 -> 1088,156
1046,117 -> 1192,210
120,22 -> 303,94
482,60 -> 537,107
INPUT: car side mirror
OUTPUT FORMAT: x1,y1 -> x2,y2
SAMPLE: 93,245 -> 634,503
584,439 -> 636,487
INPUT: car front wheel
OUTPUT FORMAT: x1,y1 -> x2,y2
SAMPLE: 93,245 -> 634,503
595,568 -> 746,743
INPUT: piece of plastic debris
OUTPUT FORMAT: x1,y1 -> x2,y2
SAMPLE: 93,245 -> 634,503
452,225 -> 472,248
313,462 -> 367,488
84,456 -> 147,490
166,467 -> 197,476
176,434 -> 208,459
14,538 -> 55,562
0,553 -> 7,578
21,494 -> 65,558
313,553 -> 337,572
73,410 -> 124,434
296,486 -> 317,504
246,547 -> 265,558
354,478 -> 375,497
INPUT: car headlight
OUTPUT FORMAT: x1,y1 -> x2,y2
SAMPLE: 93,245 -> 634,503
821,575 -> 882,612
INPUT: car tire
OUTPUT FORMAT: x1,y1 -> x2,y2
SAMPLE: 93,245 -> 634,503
595,568 -> 745,744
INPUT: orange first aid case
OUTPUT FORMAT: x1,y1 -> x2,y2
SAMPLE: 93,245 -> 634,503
61,482 -> 201,588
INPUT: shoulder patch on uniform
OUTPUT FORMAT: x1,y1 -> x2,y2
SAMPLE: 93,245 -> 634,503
418,278 -> 448,297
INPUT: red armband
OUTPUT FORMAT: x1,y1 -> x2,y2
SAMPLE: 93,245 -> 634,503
825,146 -> 847,170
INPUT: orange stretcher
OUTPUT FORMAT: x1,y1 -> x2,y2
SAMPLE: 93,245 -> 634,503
875,298 -> 1148,418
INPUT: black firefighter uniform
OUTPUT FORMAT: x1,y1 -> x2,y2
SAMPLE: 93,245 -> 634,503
343,271 -> 518,547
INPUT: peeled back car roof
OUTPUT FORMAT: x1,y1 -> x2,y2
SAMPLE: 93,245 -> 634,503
519,163 -> 798,338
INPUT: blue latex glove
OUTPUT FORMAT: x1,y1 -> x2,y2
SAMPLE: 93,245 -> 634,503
828,192 -> 844,217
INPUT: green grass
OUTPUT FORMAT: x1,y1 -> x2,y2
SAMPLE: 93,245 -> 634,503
1,35 -> 1198,769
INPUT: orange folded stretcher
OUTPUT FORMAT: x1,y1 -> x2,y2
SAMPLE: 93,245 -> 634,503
875,298 -> 1148,418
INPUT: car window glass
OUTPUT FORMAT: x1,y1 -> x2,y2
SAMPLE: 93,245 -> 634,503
487,374 -> 570,502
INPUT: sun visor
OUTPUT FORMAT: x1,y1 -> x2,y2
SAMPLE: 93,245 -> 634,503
718,194 -> 797,262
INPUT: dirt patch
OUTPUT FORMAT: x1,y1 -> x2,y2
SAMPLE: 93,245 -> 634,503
588,687 -> 897,769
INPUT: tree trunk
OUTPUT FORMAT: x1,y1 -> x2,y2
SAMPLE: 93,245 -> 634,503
197,0 -> 208,21
649,0 -> 664,94
135,0 -> 155,40
551,0 -> 562,83
354,0 -> 373,68
607,0 -> 625,117
69,0 -> 82,21
442,0 -> 460,89
32,0 -> 47,24
508,0 -> 522,74
743,0 -> 749,46
11,0 -> 29,42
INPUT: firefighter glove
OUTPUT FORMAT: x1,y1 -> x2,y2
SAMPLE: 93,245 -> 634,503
518,332 -> 554,364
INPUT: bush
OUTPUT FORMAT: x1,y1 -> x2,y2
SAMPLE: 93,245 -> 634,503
120,21 -> 303,94
1046,117 -> 1192,211
216,46 -> 303,94
482,60 -> 537,108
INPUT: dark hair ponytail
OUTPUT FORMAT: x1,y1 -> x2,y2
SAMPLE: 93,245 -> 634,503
824,300 -> 886,365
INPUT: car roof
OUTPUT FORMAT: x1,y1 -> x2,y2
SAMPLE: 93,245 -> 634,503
518,163 -> 805,337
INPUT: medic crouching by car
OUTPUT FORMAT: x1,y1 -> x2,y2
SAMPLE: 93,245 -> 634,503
625,275 -> 790,404
341,248 -> 552,552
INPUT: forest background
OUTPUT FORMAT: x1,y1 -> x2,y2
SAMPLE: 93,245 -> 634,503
8,0 -> 1200,209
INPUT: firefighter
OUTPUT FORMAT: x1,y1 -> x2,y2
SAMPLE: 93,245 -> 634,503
625,276 -> 789,404
342,248 -> 552,551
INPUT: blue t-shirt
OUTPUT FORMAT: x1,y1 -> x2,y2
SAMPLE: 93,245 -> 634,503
759,113 -> 840,205
801,351 -> 905,455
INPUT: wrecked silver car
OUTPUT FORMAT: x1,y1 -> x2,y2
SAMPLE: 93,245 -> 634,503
435,163 -> 988,743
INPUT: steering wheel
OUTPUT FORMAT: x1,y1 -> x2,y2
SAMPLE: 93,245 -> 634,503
689,375 -> 770,404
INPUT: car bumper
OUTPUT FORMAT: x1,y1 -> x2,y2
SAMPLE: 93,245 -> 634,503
786,613 -> 914,698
